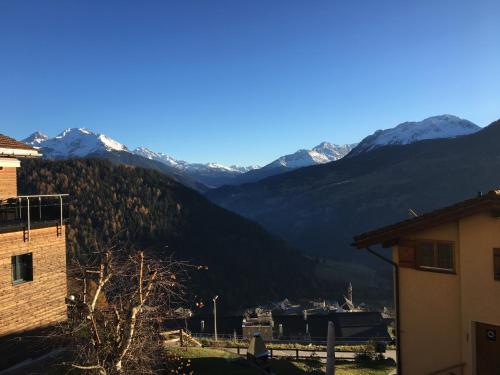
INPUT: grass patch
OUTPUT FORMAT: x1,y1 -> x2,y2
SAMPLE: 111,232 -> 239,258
171,347 -> 395,375
170,347 -> 257,375
199,337 -> 395,353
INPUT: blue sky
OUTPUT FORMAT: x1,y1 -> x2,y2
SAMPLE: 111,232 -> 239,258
1,0 -> 499,166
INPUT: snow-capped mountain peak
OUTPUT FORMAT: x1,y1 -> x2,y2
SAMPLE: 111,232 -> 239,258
350,114 -> 480,156
26,128 -> 127,158
22,131 -> 49,147
20,128 -> 260,187
312,142 -> 359,160
263,142 -> 357,170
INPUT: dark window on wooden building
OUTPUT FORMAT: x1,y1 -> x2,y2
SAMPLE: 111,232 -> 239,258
416,241 -> 454,272
494,249 -> 500,281
398,240 -> 455,272
12,253 -> 33,284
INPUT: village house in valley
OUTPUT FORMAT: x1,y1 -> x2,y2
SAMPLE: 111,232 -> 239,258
0,134 -> 68,368
354,191 -> 500,375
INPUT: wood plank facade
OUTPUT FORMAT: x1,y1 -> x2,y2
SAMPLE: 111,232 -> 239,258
0,167 -> 17,200
0,134 -> 68,341
0,226 -> 67,336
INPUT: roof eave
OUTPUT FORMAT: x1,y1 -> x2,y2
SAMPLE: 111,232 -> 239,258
353,196 -> 500,249
0,147 -> 41,158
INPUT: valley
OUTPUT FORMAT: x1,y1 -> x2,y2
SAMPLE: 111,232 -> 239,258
17,114 -> 493,310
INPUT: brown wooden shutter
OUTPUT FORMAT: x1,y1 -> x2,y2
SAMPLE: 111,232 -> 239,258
398,239 -> 416,268
494,249 -> 500,281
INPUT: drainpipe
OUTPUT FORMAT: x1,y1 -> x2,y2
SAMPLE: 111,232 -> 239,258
364,246 -> 402,375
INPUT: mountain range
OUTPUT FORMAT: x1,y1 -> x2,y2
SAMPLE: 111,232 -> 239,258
22,115 -> 479,190
207,117 -> 499,272
22,129 -> 356,188
17,113 -> 491,305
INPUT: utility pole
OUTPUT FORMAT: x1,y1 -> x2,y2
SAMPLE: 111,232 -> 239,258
213,295 -> 219,341
326,321 -> 335,375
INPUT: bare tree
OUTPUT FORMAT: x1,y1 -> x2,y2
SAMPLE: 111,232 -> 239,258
64,247 -> 190,374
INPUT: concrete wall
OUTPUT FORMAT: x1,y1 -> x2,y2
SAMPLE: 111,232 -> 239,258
394,222 -> 462,375
0,167 -> 17,199
393,215 -> 500,375
0,226 -> 67,336
458,213 -> 500,375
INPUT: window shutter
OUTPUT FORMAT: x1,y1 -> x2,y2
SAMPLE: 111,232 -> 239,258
398,239 -> 416,268
494,249 -> 500,281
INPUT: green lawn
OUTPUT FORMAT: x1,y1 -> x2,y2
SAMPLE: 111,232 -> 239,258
7,346 -> 394,374
170,347 -> 395,375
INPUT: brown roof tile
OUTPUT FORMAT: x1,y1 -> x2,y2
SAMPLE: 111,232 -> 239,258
0,134 -> 36,151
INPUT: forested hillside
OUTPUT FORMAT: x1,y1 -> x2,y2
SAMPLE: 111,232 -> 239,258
18,158 -> 320,311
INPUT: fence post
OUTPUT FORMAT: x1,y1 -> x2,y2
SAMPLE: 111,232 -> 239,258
27,198 -> 31,242
179,329 -> 183,347
326,321 -> 335,375
296,349 -> 299,360
237,347 -> 240,355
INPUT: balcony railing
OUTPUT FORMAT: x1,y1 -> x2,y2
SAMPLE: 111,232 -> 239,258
0,194 -> 69,240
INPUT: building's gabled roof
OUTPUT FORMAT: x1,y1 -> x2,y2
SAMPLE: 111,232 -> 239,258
353,190 -> 500,249
0,134 -> 40,157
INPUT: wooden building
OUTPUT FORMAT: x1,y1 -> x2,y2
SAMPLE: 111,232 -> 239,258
354,190 -> 500,375
0,134 -> 68,339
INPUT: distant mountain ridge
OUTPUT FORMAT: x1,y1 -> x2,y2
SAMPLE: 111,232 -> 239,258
207,118 -> 499,270
22,128 -> 256,189
22,131 -> 49,146
230,142 -> 357,185
21,114 -> 480,188
265,142 -> 356,169
22,129 -> 208,192
24,128 -> 127,158
21,128 -> 356,188
349,114 -> 480,156
134,147 -> 256,174
133,146 -> 259,187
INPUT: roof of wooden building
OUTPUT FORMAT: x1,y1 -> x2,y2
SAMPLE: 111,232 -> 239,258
0,134 -> 36,151
353,190 -> 500,249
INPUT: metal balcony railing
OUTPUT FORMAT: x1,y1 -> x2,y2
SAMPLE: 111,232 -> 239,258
0,194 -> 69,240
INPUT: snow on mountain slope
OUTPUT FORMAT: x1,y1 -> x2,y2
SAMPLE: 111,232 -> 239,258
312,142 -> 356,161
350,115 -> 480,156
186,162 -> 258,174
133,147 -> 258,175
133,147 -> 183,169
20,129 -> 257,187
23,128 -> 127,158
263,142 -> 357,170
22,131 -> 49,147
